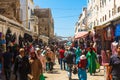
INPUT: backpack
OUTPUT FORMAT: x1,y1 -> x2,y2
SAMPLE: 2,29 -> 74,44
65,51 -> 73,64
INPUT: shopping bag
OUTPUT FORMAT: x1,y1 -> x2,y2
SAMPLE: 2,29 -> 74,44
39,74 -> 45,80
72,67 -> 78,75
96,62 -> 100,69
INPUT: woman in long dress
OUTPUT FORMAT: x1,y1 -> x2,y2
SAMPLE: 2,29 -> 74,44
86,48 -> 97,75
29,52 -> 43,80
36,48 -> 46,72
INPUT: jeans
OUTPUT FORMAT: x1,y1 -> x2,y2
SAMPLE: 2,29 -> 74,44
4,68 -> 11,80
67,64 -> 73,80
46,62 -> 53,71
78,68 -> 87,80
60,58 -> 66,70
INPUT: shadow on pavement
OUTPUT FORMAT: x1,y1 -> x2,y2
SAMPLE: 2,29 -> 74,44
93,74 -> 104,76
72,79 -> 79,80
47,70 -> 60,74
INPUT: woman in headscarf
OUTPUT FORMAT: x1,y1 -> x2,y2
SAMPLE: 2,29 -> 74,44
86,48 -> 97,75
36,48 -> 46,72
45,47 -> 54,71
29,51 -> 43,80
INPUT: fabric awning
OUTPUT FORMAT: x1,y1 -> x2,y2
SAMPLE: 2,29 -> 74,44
75,32 -> 88,39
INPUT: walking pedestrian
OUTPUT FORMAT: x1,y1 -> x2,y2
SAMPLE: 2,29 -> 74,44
2,46 -> 13,80
64,47 -> 74,80
36,48 -> 46,72
108,45 -> 120,80
45,48 -> 54,71
59,46 -> 65,70
76,53 -> 88,80
14,48 -> 31,80
29,51 -> 43,80
86,48 -> 97,75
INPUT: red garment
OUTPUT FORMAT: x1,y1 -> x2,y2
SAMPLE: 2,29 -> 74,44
59,49 -> 65,59
78,59 -> 87,69
87,47 -> 96,53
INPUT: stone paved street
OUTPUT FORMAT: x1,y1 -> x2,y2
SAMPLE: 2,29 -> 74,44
44,61 -> 105,80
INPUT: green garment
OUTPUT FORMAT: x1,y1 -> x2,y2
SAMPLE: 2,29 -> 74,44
75,47 -> 81,59
86,51 -> 97,75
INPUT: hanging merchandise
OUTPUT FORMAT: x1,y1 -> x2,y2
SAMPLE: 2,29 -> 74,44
104,27 -> 114,40
115,24 -> 120,37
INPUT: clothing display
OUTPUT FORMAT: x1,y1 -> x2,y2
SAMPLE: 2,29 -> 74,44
111,41 -> 118,54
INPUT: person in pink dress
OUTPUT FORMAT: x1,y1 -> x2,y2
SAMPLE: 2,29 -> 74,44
35,48 -> 46,72
111,41 -> 118,55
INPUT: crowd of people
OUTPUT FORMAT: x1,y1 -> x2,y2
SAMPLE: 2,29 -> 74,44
0,39 -> 120,80
0,41 -> 56,80
57,41 -> 120,80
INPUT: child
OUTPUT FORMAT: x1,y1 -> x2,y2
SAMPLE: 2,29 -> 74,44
76,54 -> 88,80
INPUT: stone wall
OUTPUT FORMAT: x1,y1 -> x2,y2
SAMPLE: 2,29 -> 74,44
0,15 -> 24,44
0,0 -> 21,22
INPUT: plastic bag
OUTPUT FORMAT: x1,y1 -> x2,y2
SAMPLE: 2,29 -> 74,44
39,74 -> 45,80
72,67 -> 78,74
96,62 -> 100,69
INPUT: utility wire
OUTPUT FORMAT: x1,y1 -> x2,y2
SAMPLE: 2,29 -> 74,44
54,15 -> 79,18
52,8 -> 81,11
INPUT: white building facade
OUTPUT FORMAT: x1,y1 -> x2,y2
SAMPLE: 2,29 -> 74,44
87,0 -> 120,29
75,7 -> 88,39
20,0 -> 38,36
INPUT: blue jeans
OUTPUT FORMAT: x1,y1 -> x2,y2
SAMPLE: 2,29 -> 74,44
78,68 -> 87,80
60,58 -> 66,70
67,64 -> 73,80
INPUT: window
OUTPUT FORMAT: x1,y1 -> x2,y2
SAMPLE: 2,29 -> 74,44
105,15 -> 107,21
100,0 -> 102,7
34,26 -> 37,32
78,29 -> 81,32
94,21 -> 95,26
103,16 -> 104,22
118,7 -> 120,13
97,20 -> 99,25
104,0 -> 106,6
109,10 -> 111,18
112,8 -> 114,16
100,18 -> 102,22
28,22 -> 30,29
31,9 -> 34,16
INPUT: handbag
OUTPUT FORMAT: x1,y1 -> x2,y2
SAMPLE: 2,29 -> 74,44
72,67 -> 78,75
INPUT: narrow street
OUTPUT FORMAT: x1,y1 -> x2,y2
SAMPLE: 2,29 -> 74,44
44,60 -> 104,80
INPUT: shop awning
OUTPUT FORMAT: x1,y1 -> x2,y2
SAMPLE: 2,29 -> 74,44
75,32 -> 88,39
94,22 -> 111,30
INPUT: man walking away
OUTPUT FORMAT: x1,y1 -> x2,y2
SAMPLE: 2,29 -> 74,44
64,47 -> 74,80
108,45 -> 120,80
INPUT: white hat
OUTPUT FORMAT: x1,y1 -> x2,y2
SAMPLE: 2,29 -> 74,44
80,55 -> 86,60
35,48 -> 40,51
